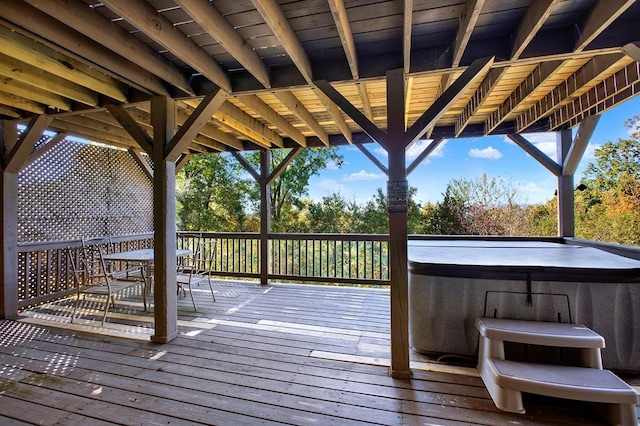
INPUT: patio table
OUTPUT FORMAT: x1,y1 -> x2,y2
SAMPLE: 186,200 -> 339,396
103,248 -> 192,299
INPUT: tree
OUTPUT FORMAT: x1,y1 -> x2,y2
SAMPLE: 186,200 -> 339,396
577,138 -> 640,245
243,147 -> 343,231
447,173 -> 528,235
176,154 -> 254,232
421,186 -> 466,235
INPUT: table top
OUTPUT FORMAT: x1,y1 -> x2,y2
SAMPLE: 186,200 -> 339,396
408,240 -> 640,282
103,248 -> 192,262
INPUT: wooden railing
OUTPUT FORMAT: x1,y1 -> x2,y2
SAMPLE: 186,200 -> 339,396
18,233 -> 154,309
19,232 -> 390,308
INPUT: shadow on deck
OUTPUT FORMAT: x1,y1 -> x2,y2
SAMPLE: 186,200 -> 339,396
3,280 -> 638,425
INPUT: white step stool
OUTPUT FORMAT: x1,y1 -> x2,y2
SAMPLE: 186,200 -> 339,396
476,318 -> 638,425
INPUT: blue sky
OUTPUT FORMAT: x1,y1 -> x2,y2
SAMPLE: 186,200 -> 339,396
308,96 -> 640,206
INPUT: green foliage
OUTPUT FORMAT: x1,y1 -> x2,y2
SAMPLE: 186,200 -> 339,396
176,154 -> 254,232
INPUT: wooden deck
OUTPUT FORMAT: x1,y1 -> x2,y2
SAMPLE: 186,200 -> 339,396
3,280 -> 639,425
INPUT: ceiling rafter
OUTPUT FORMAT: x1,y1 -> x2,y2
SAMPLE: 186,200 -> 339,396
237,95 -> 307,147
516,54 -> 626,132
0,78 -> 71,111
209,101 -> 283,148
575,0 -> 637,51
314,88 -> 352,143
275,91 -> 329,146
0,0 -> 170,97
455,69 -> 500,136
511,0 -> 560,60
175,0 -> 270,89
484,60 -> 561,134
329,0 -> 359,80
0,92 -> 45,114
403,0 -> 413,75
51,118 -> 137,149
0,54 -> 98,106
21,0 -> 192,95
252,0 -> 313,83
0,25 -> 126,102
549,61 -> 640,130
102,0 -> 231,93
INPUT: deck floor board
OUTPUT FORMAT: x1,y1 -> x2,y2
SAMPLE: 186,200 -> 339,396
2,280 -> 635,425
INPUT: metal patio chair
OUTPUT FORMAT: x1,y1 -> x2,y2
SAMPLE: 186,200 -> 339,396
176,236 -> 216,311
68,237 -> 147,325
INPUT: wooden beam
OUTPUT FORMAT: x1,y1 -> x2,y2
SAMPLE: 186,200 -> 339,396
175,153 -> 191,173
267,147 -> 302,185
403,0 -> 413,74
519,54 -> 627,131
128,148 -> 153,180
455,69 -> 500,136
48,122 -> 134,149
386,67 -> 410,379
0,54 -> 98,106
105,104 -> 154,155
0,105 -> 19,119
452,0 -> 485,67
314,88 -> 352,143
507,133 -> 562,176
217,103 -> 283,148
622,41 -> 640,62
22,0 -> 192,95
407,137 -> 445,176
238,95 -> 306,147
549,61 -> 640,130
0,0 -> 170,96
4,115 -> 53,173
0,78 -> 71,111
314,80 -> 386,149
231,151 -> 260,182
175,0 -> 270,88
404,77 -> 413,130
137,104 -> 245,151
275,90 -> 329,146
192,135 -> 226,153
23,132 -> 66,170
328,0 -> 359,79
252,0 -> 313,83
557,129 -> 574,237
0,25 -> 126,102
485,60 -> 561,134
357,82 -> 374,121
575,0 -> 636,51
103,0 -> 231,92
406,56 -> 494,146
1,121 -> 19,319
563,115 -> 600,175
166,90 -> 228,162
355,143 -> 388,176
149,96 -> 179,343
511,0 -> 560,60
53,116 -> 138,147
0,93 -> 45,114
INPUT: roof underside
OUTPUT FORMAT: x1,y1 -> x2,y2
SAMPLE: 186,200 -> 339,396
1,0 -> 639,153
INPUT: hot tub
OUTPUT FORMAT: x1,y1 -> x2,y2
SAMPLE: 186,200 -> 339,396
408,240 -> 640,372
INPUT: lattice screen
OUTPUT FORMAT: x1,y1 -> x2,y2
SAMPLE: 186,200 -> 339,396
18,139 -> 153,243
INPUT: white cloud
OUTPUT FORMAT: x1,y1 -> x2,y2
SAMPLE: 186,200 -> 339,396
373,146 -> 388,157
406,139 -> 447,161
469,146 -> 503,160
325,159 -> 344,170
504,133 -> 557,159
342,170 -> 385,182
583,143 -> 601,161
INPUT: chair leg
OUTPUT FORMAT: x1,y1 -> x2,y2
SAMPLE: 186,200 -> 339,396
188,283 -> 198,312
101,297 -> 110,325
208,278 -> 216,302
71,295 -> 81,323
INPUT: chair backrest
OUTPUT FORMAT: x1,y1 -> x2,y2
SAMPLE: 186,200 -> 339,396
79,237 -> 114,289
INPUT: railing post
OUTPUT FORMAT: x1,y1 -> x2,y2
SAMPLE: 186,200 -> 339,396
1,121 -> 19,319
260,150 -> 271,286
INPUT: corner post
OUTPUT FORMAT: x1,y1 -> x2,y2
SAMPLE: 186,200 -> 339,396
150,96 -> 178,343
387,69 -> 411,378
0,121 -> 18,319
557,129 -> 574,237
260,150 -> 271,286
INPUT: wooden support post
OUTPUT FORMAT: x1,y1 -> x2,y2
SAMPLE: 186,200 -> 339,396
150,96 -> 178,343
387,69 -> 411,379
0,121 -> 18,319
557,129 -> 574,237
260,150 -> 271,286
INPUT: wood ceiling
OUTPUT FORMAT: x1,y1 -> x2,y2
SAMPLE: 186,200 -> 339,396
1,0 -> 639,154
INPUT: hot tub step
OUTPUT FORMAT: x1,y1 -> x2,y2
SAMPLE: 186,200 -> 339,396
481,358 -> 638,425
477,317 -> 605,348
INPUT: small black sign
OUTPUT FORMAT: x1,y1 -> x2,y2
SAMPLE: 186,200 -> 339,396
387,180 -> 408,213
